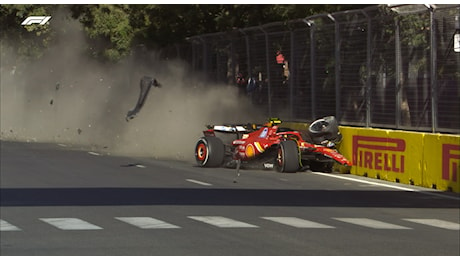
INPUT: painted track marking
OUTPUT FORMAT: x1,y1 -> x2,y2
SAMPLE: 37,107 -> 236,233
40,218 -> 103,230
186,179 -> 212,186
262,217 -> 335,228
310,171 -> 460,200
188,216 -> 258,228
403,218 -> 460,230
333,218 -> 411,229
0,219 -> 21,231
116,217 -> 180,229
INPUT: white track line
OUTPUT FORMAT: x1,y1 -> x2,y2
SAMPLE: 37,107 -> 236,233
186,179 -> 212,186
310,171 -> 460,200
310,171 -> 415,191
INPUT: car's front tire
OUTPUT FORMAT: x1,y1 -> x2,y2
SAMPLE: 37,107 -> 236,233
275,140 -> 300,173
195,136 -> 225,167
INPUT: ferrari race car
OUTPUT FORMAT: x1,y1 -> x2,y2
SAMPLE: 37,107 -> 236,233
194,116 -> 352,173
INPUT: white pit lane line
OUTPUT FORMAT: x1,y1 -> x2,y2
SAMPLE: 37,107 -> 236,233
310,171 -> 460,200
186,179 -> 213,186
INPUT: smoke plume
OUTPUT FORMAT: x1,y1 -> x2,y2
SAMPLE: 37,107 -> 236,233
0,9 -> 264,163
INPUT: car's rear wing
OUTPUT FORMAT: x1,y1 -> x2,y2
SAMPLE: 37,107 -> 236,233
206,125 -> 250,133
202,124 -> 254,137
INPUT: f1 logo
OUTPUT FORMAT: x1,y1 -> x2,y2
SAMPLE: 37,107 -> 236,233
21,16 -> 51,26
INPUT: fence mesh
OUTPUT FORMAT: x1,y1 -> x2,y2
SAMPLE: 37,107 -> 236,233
161,4 -> 460,134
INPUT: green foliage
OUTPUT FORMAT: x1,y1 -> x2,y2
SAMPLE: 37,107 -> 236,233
70,4 -> 134,61
0,4 -> 56,60
2,4 -> 372,62
68,4 -> 374,59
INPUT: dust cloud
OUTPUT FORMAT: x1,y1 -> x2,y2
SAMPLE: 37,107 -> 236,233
0,10 -> 264,163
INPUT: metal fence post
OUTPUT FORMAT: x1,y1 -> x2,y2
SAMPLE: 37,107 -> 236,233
199,36 -> 208,76
240,29 -> 251,78
429,6 -> 438,133
304,19 -> 317,119
362,10 -> 372,128
260,26 -> 272,117
190,38 -> 196,70
289,30 -> 295,119
395,18 -> 402,128
330,14 -> 341,121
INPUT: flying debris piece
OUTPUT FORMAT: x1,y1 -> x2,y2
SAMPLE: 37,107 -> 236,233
120,163 -> 146,168
126,76 -> 161,122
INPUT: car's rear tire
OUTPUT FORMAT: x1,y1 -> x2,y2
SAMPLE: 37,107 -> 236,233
275,140 -> 300,173
195,136 -> 225,167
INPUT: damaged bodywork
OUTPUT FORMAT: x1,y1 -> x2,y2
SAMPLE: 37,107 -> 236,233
126,76 -> 161,121
194,116 -> 352,174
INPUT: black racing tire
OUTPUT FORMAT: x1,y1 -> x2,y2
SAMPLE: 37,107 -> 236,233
275,140 -> 300,173
308,118 -> 333,134
195,136 -> 225,167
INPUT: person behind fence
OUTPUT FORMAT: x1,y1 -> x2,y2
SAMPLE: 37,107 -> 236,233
236,72 -> 246,97
246,75 -> 258,103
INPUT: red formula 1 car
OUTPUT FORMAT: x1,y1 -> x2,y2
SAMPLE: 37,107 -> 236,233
194,116 -> 352,173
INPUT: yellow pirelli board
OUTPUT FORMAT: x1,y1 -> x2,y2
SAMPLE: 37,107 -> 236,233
339,127 -> 460,193
422,133 -> 460,193
280,122 -> 459,193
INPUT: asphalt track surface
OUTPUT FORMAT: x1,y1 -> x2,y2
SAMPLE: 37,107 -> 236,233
1,140 -> 459,256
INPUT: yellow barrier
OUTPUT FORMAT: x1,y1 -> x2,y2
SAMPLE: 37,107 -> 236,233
423,133 -> 460,192
339,127 -> 424,186
340,127 -> 459,193
282,122 -> 460,193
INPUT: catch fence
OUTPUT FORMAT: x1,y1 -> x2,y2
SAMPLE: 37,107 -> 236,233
161,4 -> 460,134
